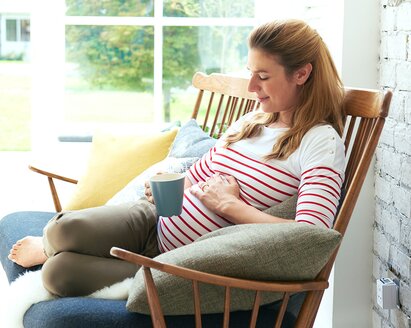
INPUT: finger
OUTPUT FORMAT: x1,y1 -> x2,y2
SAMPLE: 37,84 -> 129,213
199,181 -> 210,192
225,175 -> 237,184
219,175 -> 229,184
190,184 -> 204,197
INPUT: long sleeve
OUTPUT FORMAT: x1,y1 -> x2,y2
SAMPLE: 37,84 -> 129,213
295,125 -> 345,228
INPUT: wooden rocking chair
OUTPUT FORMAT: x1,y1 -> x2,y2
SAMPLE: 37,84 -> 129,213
108,72 -> 392,328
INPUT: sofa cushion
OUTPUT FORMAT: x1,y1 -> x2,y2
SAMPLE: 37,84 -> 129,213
63,129 -> 178,210
23,297 -> 297,328
0,211 -> 56,283
127,223 -> 341,315
168,119 -> 217,158
263,194 -> 297,220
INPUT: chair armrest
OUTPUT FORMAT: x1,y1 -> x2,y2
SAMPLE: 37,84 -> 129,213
110,247 -> 327,293
110,247 -> 328,328
29,164 -> 78,212
29,165 -> 78,184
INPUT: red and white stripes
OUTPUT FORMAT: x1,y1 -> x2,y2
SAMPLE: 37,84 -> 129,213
296,166 -> 343,228
158,144 -> 304,252
157,122 -> 345,253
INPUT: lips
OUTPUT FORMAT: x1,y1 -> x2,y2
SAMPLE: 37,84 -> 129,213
257,96 -> 269,103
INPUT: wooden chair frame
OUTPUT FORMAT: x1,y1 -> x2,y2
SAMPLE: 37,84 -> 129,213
31,72 -> 392,327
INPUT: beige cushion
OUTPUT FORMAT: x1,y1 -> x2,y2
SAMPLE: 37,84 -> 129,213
127,222 -> 341,315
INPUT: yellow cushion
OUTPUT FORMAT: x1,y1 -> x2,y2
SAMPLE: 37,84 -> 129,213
63,129 -> 178,210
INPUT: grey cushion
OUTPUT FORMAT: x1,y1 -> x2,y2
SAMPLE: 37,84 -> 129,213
127,223 -> 341,315
168,119 -> 217,158
263,194 -> 297,220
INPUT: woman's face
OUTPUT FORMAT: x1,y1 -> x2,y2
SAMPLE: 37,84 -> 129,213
247,48 -> 301,118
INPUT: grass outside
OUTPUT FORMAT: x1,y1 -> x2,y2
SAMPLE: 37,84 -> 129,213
0,61 -> 197,151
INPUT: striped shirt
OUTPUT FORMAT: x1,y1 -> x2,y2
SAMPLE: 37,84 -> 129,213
157,112 -> 345,253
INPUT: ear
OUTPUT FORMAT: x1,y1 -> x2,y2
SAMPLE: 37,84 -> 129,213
294,63 -> 312,85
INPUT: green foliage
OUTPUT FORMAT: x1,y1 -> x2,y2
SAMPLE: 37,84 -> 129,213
66,25 -> 154,90
163,0 -> 253,17
65,0 -> 154,16
0,53 -> 24,61
163,26 -> 199,90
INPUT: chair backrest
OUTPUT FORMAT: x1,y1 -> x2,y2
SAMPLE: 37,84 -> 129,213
191,72 -> 259,138
295,87 -> 392,326
190,72 -> 392,326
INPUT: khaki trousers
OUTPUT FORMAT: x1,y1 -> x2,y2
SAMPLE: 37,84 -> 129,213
41,199 -> 160,297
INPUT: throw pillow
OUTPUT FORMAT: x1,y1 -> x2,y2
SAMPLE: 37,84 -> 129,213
263,194 -> 297,220
63,129 -> 178,210
168,119 -> 217,158
106,156 -> 199,206
127,223 -> 341,315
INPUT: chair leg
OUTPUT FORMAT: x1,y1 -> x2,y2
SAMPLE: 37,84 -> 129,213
274,292 -> 290,328
192,280 -> 202,328
48,177 -> 62,212
249,291 -> 261,328
143,267 -> 166,328
294,290 -> 324,328
223,287 -> 231,328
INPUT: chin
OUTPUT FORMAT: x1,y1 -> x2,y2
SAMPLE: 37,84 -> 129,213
260,104 -> 276,113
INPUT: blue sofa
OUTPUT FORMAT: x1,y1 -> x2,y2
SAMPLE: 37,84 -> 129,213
0,211 -> 303,327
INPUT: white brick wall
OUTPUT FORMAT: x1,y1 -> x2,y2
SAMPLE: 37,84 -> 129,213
374,1 -> 411,326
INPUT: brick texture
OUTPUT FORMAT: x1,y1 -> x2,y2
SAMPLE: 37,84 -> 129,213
374,1 -> 411,326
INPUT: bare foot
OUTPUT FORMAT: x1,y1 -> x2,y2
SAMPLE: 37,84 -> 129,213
8,236 -> 48,268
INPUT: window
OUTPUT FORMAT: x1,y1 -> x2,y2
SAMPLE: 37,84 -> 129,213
20,20 -> 31,41
62,0 -> 256,134
5,19 -> 31,42
6,20 -> 17,41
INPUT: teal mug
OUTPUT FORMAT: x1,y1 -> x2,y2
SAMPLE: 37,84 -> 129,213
150,173 -> 185,217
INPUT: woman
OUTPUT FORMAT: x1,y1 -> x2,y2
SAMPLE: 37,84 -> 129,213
8,19 -> 345,297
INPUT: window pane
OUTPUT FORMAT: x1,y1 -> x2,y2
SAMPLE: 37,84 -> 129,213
64,25 -> 154,128
6,20 -> 17,41
20,20 -> 31,41
163,0 -> 254,17
163,26 -> 251,122
65,0 -> 154,17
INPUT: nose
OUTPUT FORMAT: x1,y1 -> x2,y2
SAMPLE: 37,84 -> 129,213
248,75 -> 260,93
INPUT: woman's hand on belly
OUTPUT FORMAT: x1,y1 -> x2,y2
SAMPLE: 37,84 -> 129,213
189,173 -> 241,218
